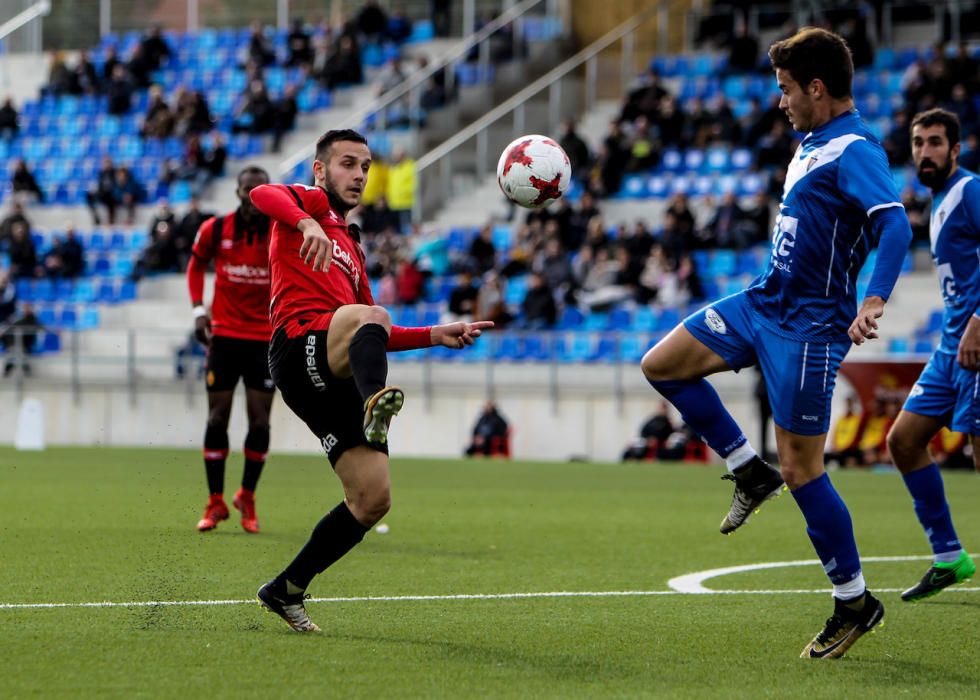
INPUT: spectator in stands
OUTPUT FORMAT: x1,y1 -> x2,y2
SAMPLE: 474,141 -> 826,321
175,90 -> 214,136
286,18 -> 313,68
727,23 -> 759,74
431,0 -> 451,37
655,96 -> 686,147
43,227 -> 85,279
626,115 -> 659,172
140,26 -> 173,71
941,84 -> 977,138
594,120 -> 629,196
394,254 -> 425,304
273,85 -> 299,151
126,44 -> 154,89
447,269 -> 478,321
141,85 -> 175,138
841,16 -> 873,69
418,57 -> 449,111
755,118 -> 795,168
620,68 -> 668,124
464,401 -> 510,457
310,35 -> 332,79
622,401 -> 677,461
0,201 -> 30,246
0,97 -> 18,140
559,119 -> 591,185
321,35 -> 363,89
233,80 -> 276,136
475,271 -> 511,327
147,199 -> 176,240
533,237 -> 574,302
377,55 -> 408,97
361,196 -> 400,235
204,132 -> 227,180
166,135 -> 209,195
2,302 -> 39,377
174,198 -> 214,270
826,395 -> 865,468
901,187 -> 930,246
8,223 -> 39,279
247,21 -> 276,67
703,192 -> 751,250
385,148 -> 416,232
637,243 -> 671,304
387,6 -> 413,44
71,52 -> 100,95
518,272 -> 557,329
884,110 -> 912,166
11,160 -> 43,204
960,133 -> 980,172
44,51 -> 73,95
948,43 -> 978,93
356,1 -> 389,43
106,64 -> 133,115
134,219 -> 179,278
100,46 -> 121,89
741,191 -> 772,245
468,225 -> 497,274
0,272 -> 15,324
112,167 -> 142,224
85,157 -> 118,225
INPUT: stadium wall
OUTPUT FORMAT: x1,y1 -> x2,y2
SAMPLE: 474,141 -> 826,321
0,365 -> 762,462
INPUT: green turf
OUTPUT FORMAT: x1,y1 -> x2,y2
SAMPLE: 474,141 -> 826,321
1,447 -> 978,698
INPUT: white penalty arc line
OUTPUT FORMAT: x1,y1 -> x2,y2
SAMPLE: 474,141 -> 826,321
1,556 -> 977,611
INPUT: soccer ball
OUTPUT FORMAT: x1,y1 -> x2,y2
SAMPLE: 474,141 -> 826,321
496,134 -> 571,209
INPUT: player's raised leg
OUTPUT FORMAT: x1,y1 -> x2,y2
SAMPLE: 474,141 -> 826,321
887,410 -> 975,601
326,303 -> 404,444
258,445 -> 390,632
197,389 -> 233,531
642,311 -> 783,535
233,387 -> 273,534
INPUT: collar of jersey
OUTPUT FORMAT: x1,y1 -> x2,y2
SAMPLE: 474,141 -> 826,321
804,108 -> 860,144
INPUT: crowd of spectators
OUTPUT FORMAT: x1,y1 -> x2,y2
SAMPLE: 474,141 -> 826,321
0,201 -> 86,281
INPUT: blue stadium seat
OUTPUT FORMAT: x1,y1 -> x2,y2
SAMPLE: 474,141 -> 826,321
556,333 -> 593,362
557,306 -> 584,330
41,332 -> 61,353
619,334 -> 648,362
888,337 -> 909,353
632,305 -> 656,331
521,334 -> 552,361
59,306 -> 78,329
914,339 -> 935,354
118,280 -> 137,301
654,308 -> 680,331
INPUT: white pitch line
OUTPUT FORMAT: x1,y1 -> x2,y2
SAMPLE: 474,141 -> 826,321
1,586 -> 978,611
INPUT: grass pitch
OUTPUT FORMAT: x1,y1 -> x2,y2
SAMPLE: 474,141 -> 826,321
0,447 -> 978,698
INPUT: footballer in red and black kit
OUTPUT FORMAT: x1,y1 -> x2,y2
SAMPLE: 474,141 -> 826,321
248,129 -> 493,632
186,166 -> 274,535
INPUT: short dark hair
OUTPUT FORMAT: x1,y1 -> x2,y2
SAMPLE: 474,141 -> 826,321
237,165 -> 269,186
315,129 -> 368,160
768,27 -> 854,99
911,108 -> 961,146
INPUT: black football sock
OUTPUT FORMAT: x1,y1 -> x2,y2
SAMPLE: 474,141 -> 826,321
203,424 -> 229,496
241,425 -> 270,492
348,323 -> 389,403
277,501 -> 370,591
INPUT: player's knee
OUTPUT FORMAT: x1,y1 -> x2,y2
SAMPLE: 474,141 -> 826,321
640,349 -> 669,382
360,305 -> 392,331
350,485 -> 391,525
206,411 -> 230,430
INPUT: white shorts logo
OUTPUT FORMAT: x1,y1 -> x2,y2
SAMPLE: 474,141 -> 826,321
321,434 -> 338,455
909,383 -> 924,397
705,308 -> 727,334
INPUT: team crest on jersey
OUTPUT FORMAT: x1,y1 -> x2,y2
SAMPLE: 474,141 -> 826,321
805,154 -> 819,172
207,370 -> 215,387
909,383 -> 924,398
705,308 -> 727,334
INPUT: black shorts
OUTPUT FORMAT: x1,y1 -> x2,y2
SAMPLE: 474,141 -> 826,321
206,335 -> 275,393
268,322 -> 388,467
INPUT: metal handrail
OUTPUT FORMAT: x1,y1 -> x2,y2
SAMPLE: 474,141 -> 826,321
277,0 -> 548,177
416,6 -> 658,172
0,0 -> 49,41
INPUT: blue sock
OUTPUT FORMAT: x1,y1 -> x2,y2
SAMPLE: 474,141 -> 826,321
648,379 -> 747,457
791,473 -> 862,585
902,464 -> 962,557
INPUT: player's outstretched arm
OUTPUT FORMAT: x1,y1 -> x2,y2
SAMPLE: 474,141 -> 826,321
431,321 -> 495,350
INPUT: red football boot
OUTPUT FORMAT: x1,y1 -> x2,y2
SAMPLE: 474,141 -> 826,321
233,487 -> 260,534
197,494 -> 229,532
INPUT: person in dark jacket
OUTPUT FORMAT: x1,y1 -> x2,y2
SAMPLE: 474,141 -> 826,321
465,401 -> 510,457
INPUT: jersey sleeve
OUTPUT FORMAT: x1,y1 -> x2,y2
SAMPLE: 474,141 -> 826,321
187,218 -> 217,307
837,139 -> 903,218
250,183 -> 324,229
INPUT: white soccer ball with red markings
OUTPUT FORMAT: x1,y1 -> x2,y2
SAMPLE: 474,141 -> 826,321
496,134 -> 571,209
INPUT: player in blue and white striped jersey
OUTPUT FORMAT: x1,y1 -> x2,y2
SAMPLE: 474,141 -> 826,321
885,109 -> 977,603
642,27 -> 913,658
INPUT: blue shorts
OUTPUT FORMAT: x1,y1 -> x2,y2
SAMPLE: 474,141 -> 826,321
903,350 -> 980,434
683,292 -> 851,436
